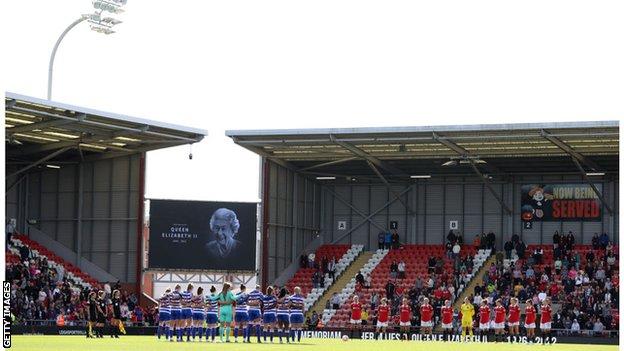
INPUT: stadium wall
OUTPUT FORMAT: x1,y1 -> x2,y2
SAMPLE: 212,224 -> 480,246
320,174 -> 618,250
7,154 -> 143,283
262,159 -> 323,285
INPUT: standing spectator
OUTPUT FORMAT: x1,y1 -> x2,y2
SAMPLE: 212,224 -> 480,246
571,319 -> 580,335
447,230 -> 457,244
327,258 -> 336,280
330,293 -> 340,310
370,292 -> 379,310
473,235 -> 481,249
321,256 -> 329,275
299,254 -> 308,268
445,241 -> 453,259
397,260 -> 406,279
6,219 -> 15,249
310,311 -> 319,330
308,252 -> 315,268
504,240 -> 514,259
486,232 -> 496,251
566,231 -> 575,250
391,231 -> 400,250
385,280 -> 396,300
599,232 -> 610,249
553,230 -> 561,247
452,242 -> 461,259
19,244 -> 30,262
592,233 -> 600,250
428,256 -> 436,273
384,231 -> 392,251
378,232 -> 385,250
516,239 -> 526,259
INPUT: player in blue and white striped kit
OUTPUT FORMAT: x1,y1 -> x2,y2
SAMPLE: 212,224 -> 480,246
157,288 -> 171,340
262,286 -> 277,343
191,287 -> 205,341
276,287 -> 291,344
180,284 -> 194,341
169,285 -> 182,342
289,287 -> 305,342
204,286 -> 219,343
247,285 -> 264,343
234,285 -> 249,343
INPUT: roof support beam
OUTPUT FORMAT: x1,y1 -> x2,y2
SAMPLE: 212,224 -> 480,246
570,157 -> 613,215
367,160 -> 416,216
540,129 -> 601,171
330,134 -> 408,177
467,159 -> 512,214
324,187 -> 388,237
7,146 -> 73,178
9,105 -> 201,142
298,156 -> 358,172
7,116 -> 80,134
330,185 -> 413,244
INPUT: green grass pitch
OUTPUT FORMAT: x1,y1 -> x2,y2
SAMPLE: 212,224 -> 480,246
9,336 -> 618,351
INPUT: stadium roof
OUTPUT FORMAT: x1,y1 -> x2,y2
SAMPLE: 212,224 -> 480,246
227,121 -> 619,180
5,92 -> 207,165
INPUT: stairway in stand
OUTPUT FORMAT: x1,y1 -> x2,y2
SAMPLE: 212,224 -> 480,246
453,255 -> 497,310
306,251 -> 373,318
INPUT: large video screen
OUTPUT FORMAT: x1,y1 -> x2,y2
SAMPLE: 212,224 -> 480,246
148,199 -> 258,271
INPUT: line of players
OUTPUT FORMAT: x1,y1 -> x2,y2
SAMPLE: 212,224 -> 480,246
157,282 -> 306,343
350,295 -> 553,343
86,289 -> 127,338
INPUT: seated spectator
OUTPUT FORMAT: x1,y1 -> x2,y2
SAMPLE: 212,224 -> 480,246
397,260 -> 406,279
389,261 -> 398,279
428,256 -> 436,273
356,271 -> 365,286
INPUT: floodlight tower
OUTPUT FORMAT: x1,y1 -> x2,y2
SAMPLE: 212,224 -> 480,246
47,0 -> 127,100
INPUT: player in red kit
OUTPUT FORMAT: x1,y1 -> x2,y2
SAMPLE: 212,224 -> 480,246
376,298 -> 389,338
539,298 -> 552,343
349,296 -> 362,338
440,300 -> 454,340
478,300 -> 491,338
493,299 -> 506,342
507,298 -> 520,338
524,299 -> 536,343
399,298 -> 411,340
420,297 -> 433,335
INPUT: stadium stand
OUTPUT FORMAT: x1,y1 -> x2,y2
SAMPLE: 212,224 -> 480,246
474,237 -> 619,336
9,234 -> 99,287
324,243 -> 492,328
285,244 -> 364,311
320,247 -> 389,326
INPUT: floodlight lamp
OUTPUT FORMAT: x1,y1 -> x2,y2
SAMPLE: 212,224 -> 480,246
442,160 -> 457,167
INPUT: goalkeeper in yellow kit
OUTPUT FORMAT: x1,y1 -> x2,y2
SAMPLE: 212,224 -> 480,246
460,297 -> 475,341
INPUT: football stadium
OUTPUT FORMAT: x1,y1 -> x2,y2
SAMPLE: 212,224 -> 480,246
4,90 -> 619,351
